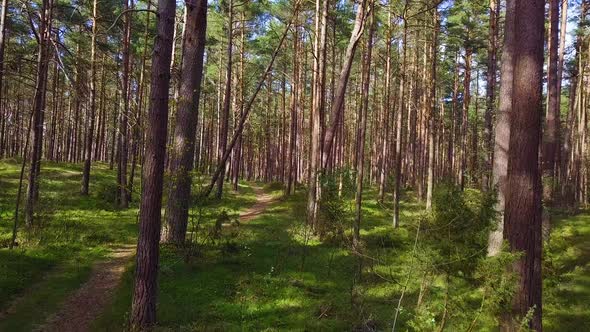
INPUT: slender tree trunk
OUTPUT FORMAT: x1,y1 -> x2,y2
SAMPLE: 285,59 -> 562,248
483,0 -> 499,191
0,0 -> 8,159
215,0 -> 233,199
353,3 -> 374,246
24,0 -> 52,226
488,0 -> 516,257
321,0 -> 369,168
307,0 -> 329,230
129,0 -> 175,328
460,47 -> 472,190
556,0 -> 568,200
393,14 -> 408,228
501,0 -> 544,329
426,9 -> 439,210
202,1 -> 302,198
118,0 -> 132,208
81,0 -> 99,195
543,0 -> 560,204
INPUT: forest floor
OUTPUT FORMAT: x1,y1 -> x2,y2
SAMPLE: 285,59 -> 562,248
0,161 -> 589,331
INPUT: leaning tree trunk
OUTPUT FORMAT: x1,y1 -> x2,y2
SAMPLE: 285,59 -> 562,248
163,0 -> 208,245
129,0 -> 176,328
502,0 -> 544,329
321,0 -> 369,168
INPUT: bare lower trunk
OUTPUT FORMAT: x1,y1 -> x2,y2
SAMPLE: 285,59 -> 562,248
129,0 -> 176,328
502,0 -> 544,329
163,0 -> 207,244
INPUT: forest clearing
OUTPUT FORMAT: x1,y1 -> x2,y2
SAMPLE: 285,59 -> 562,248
1,0 -> 590,330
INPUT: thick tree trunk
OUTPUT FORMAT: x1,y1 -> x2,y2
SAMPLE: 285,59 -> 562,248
129,0 -> 176,328
501,0 -> 544,330
163,0 -> 207,244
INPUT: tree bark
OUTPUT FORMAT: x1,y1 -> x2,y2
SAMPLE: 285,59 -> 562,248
502,0 -> 544,329
129,0 -> 176,328
163,0 -> 207,244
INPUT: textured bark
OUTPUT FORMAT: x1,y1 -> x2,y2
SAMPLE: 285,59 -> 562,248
129,0 -> 176,328
502,0 -> 544,329
163,0 -> 207,244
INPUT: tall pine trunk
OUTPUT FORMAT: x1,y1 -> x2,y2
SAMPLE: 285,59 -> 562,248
502,0 -> 544,329
129,0 -> 176,328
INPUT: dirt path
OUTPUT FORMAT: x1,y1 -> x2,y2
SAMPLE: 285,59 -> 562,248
239,187 -> 276,222
29,187 -> 273,331
38,245 -> 136,332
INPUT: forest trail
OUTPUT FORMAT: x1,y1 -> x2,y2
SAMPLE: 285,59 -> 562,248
37,187 -> 273,331
239,187 -> 276,223
38,244 -> 136,332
